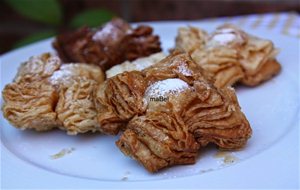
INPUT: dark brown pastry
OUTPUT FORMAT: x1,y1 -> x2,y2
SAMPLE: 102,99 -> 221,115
53,18 -> 161,71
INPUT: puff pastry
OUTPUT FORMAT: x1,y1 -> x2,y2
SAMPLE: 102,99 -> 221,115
106,52 -> 166,78
175,24 -> 281,88
2,53 -> 104,134
94,71 -> 148,135
14,53 -> 61,82
49,63 -> 104,89
95,52 -> 252,172
2,80 -> 59,131
53,18 -> 161,71
56,78 -> 100,135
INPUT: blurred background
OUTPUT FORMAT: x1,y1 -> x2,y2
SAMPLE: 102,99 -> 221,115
0,0 -> 299,54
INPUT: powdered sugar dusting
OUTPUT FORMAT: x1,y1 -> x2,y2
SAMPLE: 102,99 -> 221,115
219,28 -> 236,34
93,24 -> 120,42
177,64 -> 192,76
207,27 -> 245,47
211,33 -> 237,45
145,78 -> 189,97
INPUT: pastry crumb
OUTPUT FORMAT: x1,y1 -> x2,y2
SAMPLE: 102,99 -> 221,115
214,151 -> 239,164
50,147 -> 75,159
121,171 -> 130,181
200,168 -> 213,173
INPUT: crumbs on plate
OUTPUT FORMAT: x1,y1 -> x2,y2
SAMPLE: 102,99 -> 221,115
50,147 -> 75,159
121,171 -> 131,181
214,151 -> 239,165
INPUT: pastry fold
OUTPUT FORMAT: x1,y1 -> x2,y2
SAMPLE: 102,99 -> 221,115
56,78 -> 100,135
117,112 -> 200,173
95,52 -> 252,172
53,18 -> 161,71
175,24 -> 281,88
94,71 -> 148,135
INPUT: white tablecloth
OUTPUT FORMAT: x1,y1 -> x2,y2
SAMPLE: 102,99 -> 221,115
210,12 -> 300,38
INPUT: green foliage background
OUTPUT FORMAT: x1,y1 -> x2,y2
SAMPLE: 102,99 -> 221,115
6,0 -> 115,48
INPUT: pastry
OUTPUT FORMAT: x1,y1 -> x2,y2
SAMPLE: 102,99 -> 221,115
175,24 -> 281,88
53,18 -> 161,71
95,52 -> 252,172
2,53 -> 104,134
2,53 -> 61,131
56,78 -> 100,135
14,53 -> 61,83
49,63 -> 104,89
94,71 -> 148,135
2,80 -> 59,131
106,52 -> 166,78
2,22 -> 264,173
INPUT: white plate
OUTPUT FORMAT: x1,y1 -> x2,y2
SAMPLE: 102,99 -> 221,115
1,21 -> 299,189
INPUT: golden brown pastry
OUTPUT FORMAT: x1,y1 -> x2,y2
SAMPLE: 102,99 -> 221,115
175,24 -> 281,88
106,52 -> 166,78
53,18 -> 161,71
175,26 -> 207,53
94,71 -> 148,135
241,59 -> 281,86
49,63 -> 105,89
95,52 -> 252,172
2,53 -> 104,134
49,64 -> 104,135
118,112 -> 200,173
2,53 -> 61,131
2,80 -> 59,131
14,53 -> 61,83
56,78 -> 100,135
49,62 -> 104,135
